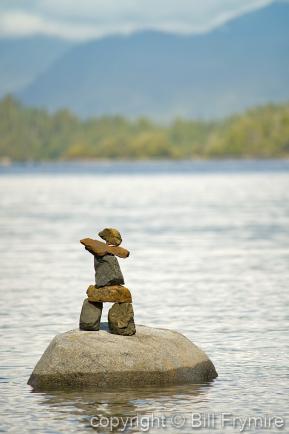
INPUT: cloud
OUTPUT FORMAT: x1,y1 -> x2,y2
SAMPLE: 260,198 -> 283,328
0,0 -> 274,40
0,11 -> 114,39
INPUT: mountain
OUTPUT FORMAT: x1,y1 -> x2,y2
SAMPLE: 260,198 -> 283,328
0,36 -> 72,97
16,2 -> 289,119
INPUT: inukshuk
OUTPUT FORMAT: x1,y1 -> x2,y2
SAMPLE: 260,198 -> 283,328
79,228 -> 136,335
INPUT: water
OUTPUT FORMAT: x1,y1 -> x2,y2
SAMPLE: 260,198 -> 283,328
1,161 -> 289,433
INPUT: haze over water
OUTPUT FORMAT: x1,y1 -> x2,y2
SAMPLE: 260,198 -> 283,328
0,160 -> 288,433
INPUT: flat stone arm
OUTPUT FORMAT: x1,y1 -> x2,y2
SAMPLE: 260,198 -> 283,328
80,238 -> 130,258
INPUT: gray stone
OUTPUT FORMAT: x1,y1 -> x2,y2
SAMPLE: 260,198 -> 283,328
27,326 -> 218,390
108,302 -> 136,336
94,254 -> 124,287
79,299 -> 102,331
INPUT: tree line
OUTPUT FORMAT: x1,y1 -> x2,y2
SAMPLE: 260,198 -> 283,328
1,95 -> 289,161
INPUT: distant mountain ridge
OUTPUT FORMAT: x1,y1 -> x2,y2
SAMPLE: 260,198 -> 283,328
2,1 -> 289,119
0,37 -> 72,97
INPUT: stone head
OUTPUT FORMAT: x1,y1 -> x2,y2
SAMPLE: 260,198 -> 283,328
98,228 -> 122,246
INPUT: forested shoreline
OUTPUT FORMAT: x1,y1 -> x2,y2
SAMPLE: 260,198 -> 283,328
1,96 -> 289,161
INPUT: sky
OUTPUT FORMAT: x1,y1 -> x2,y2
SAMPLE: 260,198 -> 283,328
0,0 -> 283,40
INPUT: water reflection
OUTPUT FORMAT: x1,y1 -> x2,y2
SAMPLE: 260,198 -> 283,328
35,383 -> 212,433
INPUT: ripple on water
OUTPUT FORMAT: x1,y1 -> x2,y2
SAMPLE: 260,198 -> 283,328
0,162 -> 289,433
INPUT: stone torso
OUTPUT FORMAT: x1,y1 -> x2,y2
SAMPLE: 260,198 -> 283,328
94,254 -> 124,287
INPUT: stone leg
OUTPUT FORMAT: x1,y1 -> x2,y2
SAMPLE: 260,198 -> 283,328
108,302 -> 136,336
79,298 -> 103,331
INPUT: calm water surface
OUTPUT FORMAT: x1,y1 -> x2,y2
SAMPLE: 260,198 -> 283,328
0,161 -> 289,433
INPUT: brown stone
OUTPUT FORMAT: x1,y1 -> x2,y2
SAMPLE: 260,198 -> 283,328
80,238 -> 129,258
86,284 -> 132,303
108,302 -> 136,336
98,228 -> 122,246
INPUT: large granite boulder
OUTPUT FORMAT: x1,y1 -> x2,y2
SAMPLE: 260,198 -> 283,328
108,302 -> 136,335
27,326 -> 218,390
94,254 -> 124,287
87,284 -> 132,303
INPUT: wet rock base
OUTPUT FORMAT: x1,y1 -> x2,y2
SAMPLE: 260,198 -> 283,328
27,326 -> 218,390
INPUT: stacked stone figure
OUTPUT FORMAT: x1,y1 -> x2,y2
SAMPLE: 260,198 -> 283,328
79,228 -> 136,336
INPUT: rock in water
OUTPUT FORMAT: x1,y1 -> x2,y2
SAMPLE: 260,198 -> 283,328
94,254 -> 124,287
79,299 -> 102,331
87,284 -> 132,303
27,326 -> 218,390
108,302 -> 136,336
